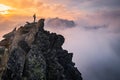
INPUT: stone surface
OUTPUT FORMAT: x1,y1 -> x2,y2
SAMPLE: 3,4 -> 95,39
0,19 -> 82,80
2,47 -> 26,80
3,27 -> 16,39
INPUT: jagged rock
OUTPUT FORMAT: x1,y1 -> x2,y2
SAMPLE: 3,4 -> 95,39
37,19 -> 45,31
18,40 -> 30,53
25,23 -> 38,46
0,39 -> 10,48
0,47 -> 5,68
2,47 -> 26,80
23,45 -> 46,80
0,48 -> 8,77
3,28 -> 16,39
1,18 -> 82,80
0,47 -> 5,55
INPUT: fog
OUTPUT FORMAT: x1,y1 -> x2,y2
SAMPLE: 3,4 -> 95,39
62,28 -> 120,80
45,17 -> 120,80
0,16 -> 120,80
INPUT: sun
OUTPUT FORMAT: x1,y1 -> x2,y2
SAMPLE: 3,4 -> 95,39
0,4 -> 12,15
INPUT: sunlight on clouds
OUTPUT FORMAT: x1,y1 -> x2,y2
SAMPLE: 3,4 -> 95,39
0,0 -> 82,19
0,4 -> 13,15
0,4 -> 11,11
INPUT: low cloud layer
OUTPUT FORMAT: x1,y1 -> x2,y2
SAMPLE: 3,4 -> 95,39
76,9 -> 120,33
46,17 -> 76,29
45,11 -> 120,80
46,25 -> 120,80
0,0 -> 120,79
83,25 -> 108,30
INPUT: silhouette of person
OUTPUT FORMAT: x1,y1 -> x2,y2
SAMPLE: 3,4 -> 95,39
33,14 -> 36,23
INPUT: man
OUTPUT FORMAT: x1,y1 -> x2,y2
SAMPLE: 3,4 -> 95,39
33,14 -> 36,23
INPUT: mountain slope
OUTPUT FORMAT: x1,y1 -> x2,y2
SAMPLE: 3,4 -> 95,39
0,19 -> 82,80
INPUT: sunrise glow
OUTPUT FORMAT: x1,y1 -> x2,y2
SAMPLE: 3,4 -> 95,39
0,0 -> 120,80
0,4 -> 12,15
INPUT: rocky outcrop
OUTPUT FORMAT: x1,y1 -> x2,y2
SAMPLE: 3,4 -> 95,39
0,46 -> 9,77
3,27 -> 16,39
0,19 -> 82,80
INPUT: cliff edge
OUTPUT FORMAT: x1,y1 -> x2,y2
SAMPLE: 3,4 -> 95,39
0,19 -> 82,80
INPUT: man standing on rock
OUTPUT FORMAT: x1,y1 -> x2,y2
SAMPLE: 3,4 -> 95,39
33,14 -> 36,23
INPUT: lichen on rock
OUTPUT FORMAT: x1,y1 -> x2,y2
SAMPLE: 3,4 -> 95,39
0,19 -> 82,80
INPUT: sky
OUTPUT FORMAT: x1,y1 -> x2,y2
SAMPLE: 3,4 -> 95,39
0,0 -> 120,80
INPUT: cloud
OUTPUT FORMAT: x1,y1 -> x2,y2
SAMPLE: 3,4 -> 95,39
0,0 -> 37,8
75,9 -> 120,33
46,25 -> 120,80
75,0 -> 120,9
0,15 -> 32,40
91,0 -> 120,9
46,17 -> 76,29
83,25 -> 108,30
0,12 -> 120,80
0,0 -> 76,19
42,0 -> 120,11
0,0 -> 120,80
45,10 -> 120,79
110,37 -> 120,56
0,0 -> 120,19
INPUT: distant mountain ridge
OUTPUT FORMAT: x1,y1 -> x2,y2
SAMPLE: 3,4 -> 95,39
46,17 -> 76,29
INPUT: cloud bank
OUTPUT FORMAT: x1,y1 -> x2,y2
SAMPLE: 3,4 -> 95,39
45,15 -> 120,80
46,17 -> 76,29
0,15 -> 120,80
0,0 -> 120,80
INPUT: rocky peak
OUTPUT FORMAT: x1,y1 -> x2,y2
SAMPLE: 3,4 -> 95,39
0,19 -> 82,80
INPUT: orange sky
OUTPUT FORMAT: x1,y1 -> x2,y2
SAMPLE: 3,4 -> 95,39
0,1 -> 120,80
0,0 -> 81,39
0,0 -> 86,20
0,0 -> 119,40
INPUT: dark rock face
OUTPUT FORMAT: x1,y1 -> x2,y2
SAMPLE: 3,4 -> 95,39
3,27 -> 16,39
18,40 -> 30,53
0,47 -> 5,55
0,19 -> 82,80
24,45 -> 46,80
37,19 -> 45,31
3,48 -> 25,80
